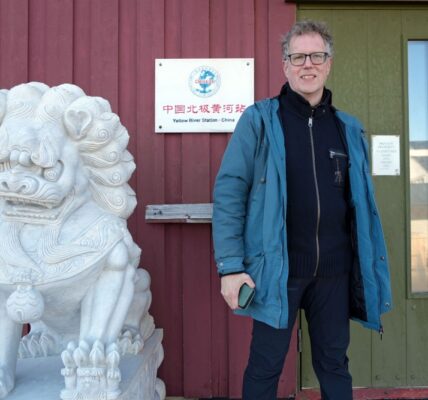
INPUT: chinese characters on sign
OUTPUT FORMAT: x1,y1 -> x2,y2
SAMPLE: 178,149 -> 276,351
155,58 -> 254,133
372,135 -> 400,176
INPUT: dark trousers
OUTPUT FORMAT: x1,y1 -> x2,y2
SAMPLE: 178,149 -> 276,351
242,273 -> 352,400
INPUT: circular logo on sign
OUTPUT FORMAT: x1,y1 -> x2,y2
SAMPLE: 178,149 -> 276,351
189,66 -> 221,98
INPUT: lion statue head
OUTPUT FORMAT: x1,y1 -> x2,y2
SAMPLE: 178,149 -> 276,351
0,82 -> 136,223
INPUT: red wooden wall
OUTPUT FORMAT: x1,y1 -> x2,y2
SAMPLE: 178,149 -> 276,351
0,0 -> 296,397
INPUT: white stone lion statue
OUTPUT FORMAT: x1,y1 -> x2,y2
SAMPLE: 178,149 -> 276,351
0,83 -> 164,399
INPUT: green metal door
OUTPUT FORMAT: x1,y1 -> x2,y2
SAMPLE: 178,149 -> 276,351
298,4 -> 428,389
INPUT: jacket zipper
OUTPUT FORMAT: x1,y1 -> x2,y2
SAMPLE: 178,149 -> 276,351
308,115 -> 320,276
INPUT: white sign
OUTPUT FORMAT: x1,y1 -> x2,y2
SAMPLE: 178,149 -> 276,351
155,58 -> 254,133
372,135 -> 400,176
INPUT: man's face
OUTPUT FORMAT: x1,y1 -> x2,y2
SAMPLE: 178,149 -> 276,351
282,33 -> 332,106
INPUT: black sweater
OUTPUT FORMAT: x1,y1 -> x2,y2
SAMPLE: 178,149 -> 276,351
279,83 -> 353,278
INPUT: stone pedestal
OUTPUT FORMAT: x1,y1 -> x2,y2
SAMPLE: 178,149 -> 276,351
6,330 -> 165,400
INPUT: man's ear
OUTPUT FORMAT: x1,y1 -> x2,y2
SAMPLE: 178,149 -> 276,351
326,57 -> 333,75
282,60 -> 289,79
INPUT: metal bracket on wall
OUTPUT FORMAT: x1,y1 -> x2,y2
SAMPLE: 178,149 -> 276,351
145,203 -> 213,223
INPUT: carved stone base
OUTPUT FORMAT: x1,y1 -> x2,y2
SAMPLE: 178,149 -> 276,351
6,330 -> 165,400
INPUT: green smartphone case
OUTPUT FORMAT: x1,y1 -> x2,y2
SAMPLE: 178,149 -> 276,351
238,283 -> 255,309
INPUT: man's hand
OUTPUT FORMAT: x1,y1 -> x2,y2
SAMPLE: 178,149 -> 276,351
221,273 -> 255,310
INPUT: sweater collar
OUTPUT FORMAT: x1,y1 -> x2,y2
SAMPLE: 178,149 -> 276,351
279,82 -> 335,119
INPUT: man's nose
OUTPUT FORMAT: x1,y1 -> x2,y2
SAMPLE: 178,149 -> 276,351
303,55 -> 314,67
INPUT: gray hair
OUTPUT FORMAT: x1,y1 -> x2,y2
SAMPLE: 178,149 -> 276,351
281,20 -> 333,59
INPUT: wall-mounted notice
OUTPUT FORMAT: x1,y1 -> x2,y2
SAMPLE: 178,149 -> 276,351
155,58 -> 254,133
372,135 -> 400,176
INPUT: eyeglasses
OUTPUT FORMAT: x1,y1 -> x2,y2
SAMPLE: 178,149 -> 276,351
286,52 -> 330,66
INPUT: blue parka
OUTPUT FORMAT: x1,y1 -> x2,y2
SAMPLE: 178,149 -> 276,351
212,97 -> 392,330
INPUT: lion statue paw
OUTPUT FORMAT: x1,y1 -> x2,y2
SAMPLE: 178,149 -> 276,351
60,340 -> 122,400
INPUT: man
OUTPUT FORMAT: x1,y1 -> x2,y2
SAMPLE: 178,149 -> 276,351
212,20 -> 392,400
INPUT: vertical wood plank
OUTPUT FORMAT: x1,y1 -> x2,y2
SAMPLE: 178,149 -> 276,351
118,0 -> 138,237
89,0 -> 119,111
135,4 -> 166,394
268,0 -> 295,97
209,0 -> 229,396
162,224 -> 184,395
181,0 -> 212,396
368,9 -> 406,388
73,0 -> 91,92
182,223 -> 213,397
136,0 -> 166,206
28,0 -> 46,83
227,315 -> 253,399
28,0 -> 73,85
255,0 -> 269,100
226,0 -> 255,57
0,0 -> 28,88
162,0 -> 184,395
330,10 -> 370,126
74,0 -> 119,109
407,301 -> 428,385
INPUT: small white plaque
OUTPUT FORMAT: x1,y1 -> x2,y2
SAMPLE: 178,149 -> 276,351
155,58 -> 254,133
372,135 -> 400,176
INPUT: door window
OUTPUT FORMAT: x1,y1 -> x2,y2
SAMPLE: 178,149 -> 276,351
408,40 -> 428,293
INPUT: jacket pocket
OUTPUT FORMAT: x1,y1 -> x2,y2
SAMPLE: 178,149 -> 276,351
243,254 -> 266,303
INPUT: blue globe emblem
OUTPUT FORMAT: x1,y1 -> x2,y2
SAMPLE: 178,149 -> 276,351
189,66 -> 221,98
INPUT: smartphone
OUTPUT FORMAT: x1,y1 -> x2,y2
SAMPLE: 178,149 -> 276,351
238,283 -> 255,309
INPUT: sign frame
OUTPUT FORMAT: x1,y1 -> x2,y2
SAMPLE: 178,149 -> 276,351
371,134 -> 400,176
155,58 -> 254,133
